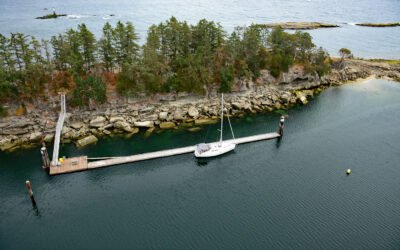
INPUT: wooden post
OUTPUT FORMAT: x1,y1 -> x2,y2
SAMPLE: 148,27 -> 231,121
277,116 -> 285,137
40,142 -> 51,170
26,180 -> 37,208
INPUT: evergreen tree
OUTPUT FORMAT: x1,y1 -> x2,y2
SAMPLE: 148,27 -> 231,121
78,24 -> 96,71
51,34 -> 69,70
219,65 -> 234,93
30,36 -> 44,64
10,33 -> 33,70
113,21 -> 140,68
142,25 -> 168,93
98,22 -> 115,71
0,34 -> 15,72
72,75 -> 107,107
65,28 -> 84,74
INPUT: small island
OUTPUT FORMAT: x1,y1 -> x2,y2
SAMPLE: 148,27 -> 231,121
356,22 -> 400,27
259,22 -> 340,30
36,11 -> 67,19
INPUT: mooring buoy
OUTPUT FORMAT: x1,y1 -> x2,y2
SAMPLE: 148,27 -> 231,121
346,169 -> 352,175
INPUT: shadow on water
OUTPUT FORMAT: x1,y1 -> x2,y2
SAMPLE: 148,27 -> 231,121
195,150 -> 237,166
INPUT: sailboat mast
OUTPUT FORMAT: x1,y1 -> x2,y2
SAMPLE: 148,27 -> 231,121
220,93 -> 224,142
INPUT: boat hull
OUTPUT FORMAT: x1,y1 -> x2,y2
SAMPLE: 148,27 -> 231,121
194,142 -> 236,158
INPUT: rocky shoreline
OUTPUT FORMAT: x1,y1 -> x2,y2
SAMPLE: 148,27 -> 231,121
356,22 -> 400,27
0,59 -> 399,152
259,22 -> 340,30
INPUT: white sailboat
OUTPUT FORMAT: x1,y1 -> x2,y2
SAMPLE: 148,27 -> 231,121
194,94 -> 236,158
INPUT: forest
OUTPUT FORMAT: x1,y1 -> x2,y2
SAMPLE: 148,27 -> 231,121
0,17 -> 331,109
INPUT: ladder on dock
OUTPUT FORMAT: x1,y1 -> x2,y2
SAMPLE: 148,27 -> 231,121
51,94 -> 66,166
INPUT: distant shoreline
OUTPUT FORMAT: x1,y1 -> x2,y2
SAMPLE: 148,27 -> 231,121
356,22 -> 400,27
259,22 -> 339,30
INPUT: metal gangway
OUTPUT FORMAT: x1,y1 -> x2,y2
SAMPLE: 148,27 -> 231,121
51,94 -> 66,166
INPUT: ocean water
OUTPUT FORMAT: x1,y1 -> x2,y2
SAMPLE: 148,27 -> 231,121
0,0 -> 399,58
1,79 -> 400,249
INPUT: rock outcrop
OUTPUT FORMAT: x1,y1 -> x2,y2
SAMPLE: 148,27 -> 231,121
76,135 -> 98,147
260,22 -> 339,30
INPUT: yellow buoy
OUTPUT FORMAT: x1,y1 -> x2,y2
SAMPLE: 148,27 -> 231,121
346,169 -> 352,175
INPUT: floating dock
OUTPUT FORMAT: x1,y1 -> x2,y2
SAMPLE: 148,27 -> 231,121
44,94 -> 285,176
48,132 -> 280,175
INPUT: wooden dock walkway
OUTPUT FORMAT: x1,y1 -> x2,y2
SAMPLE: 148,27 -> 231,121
49,132 -> 280,175
51,94 -> 66,166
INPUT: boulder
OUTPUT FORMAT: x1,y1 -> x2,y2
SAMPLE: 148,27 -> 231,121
139,107 -> 154,114
274,102 -> 282,110
0,128 -> 29,135
144,127 -> 155,137
61,127 -> 72,135
70,122 -> 84,130
243,103 -> 252,111
159,122 -> 176,129
261,100 -> 272,106
173,109 -> 185,121
299,95 -> 308,105
9,120 -> 35,128
188,106 -> 199,118
109,116 -> 125,123
281,93 -> 291,103
134,121 -> 154,128
0,141 -> 16,151
232,102 -> 244,110
29,132 -> 43,142
159,111 -> 169,120
90,116 -> 107,128
76,135 -> 98,147
114,121 -> 136,133
194,119 -> 218,125
143,114 -> 159,121
44,134 -> 54,142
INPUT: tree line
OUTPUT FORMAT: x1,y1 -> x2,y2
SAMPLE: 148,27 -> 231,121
0,17 -> 331,108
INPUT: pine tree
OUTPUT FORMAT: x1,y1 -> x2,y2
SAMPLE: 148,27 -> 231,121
124,22 -> 140,64
10,33 -> 33,70
113,21 -> 140,68
0,34 -> 15,72
98,22 -> 115,71
142,25 -> 168,93
30,36 -> 43,64
51,34 -> 69,70
78,23 -> 96,71
65,28 -> 84,74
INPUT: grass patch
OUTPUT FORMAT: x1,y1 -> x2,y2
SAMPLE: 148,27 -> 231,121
368,59 -> 400,65
0,106 -> 8,117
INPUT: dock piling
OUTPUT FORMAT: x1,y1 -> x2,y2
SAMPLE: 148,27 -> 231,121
25,180 -> 37,208
40,142 -> 51,170
278,116 -> 285,136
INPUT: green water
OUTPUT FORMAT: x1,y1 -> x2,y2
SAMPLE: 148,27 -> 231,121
1,79 -> 400,249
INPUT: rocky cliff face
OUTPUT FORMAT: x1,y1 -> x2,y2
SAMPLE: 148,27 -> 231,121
0,59 -> 399,151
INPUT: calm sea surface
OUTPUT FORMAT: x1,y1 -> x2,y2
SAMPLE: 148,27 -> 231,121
1,79 -> 400,249
0,0 -> 399,58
